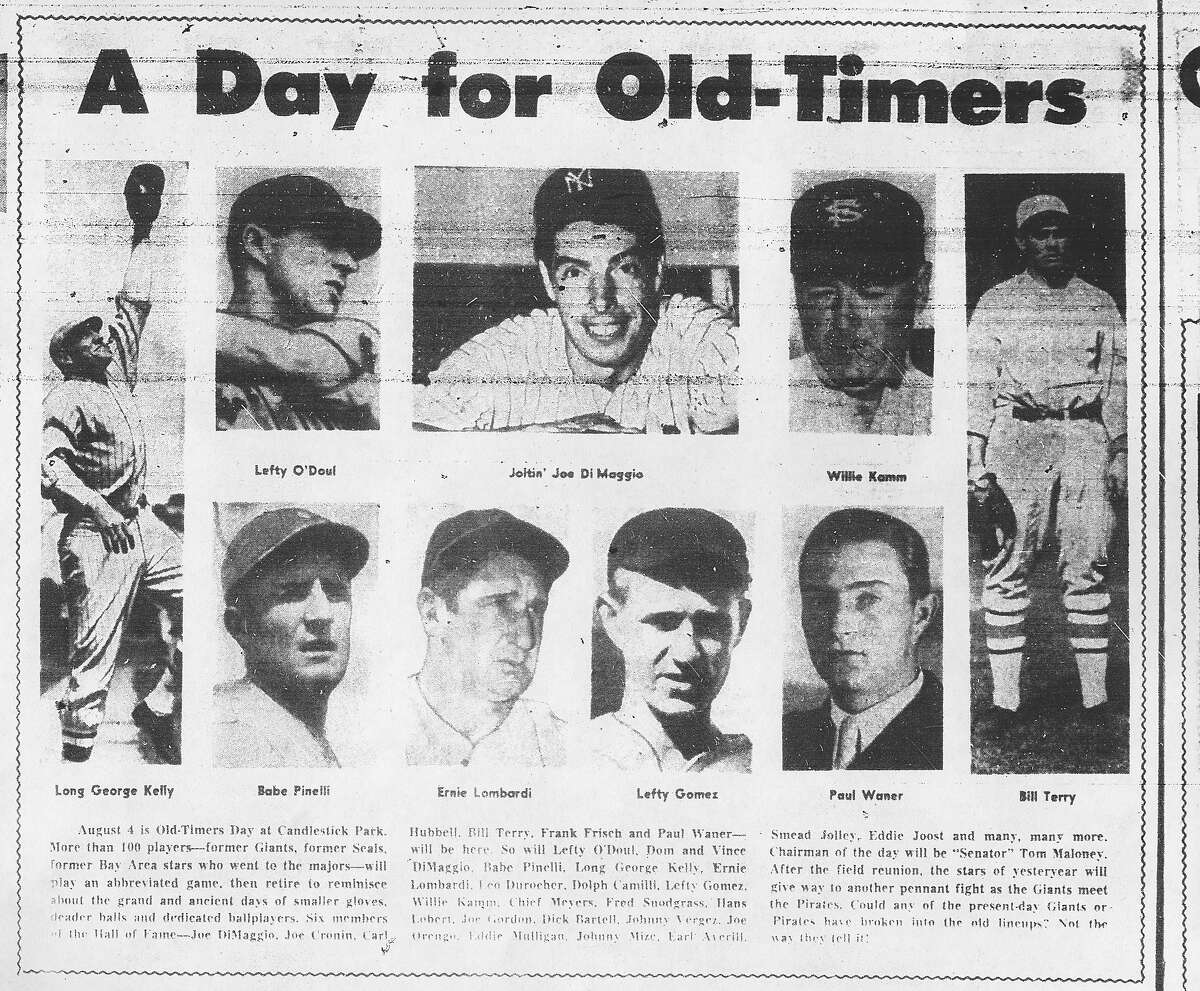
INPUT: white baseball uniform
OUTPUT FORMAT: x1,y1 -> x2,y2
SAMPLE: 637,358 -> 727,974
789,351 -> 933,435
42,242 -> 183,754
968,269 -> 1126,710
414,294 -> 738,432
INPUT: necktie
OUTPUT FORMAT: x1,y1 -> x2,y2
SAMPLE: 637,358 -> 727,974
834,716 -> 860,769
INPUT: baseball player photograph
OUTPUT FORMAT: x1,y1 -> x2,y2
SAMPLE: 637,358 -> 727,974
965,174 -> 1128,774
790,173 -> 935,436
213,503 -> 379,768
782,507 -> 943,772
39,162 -> 184,765
412,167 -> 739,433
215,167 -> 382,431
585,508 -> 754,773
402,508 -> 572,767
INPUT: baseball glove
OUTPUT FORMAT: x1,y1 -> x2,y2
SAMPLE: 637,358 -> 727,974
968,473 -> 1017,561
125,163 -> 165,239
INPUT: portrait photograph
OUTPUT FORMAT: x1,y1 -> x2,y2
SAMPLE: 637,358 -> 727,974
783,506 -> 943,772
214,165 -> 381,431
212,502 -> 380,768
789,171 -> 935,436
412,166 -> 740,434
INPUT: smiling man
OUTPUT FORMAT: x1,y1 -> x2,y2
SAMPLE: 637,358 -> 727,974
783,508 -> 942,771
789,176 -> 933,435
216,173 -> 382,430
214,507 -> 369,768
403,509 -> 571,767
414,168 -> 739,433
586,508 -> 753,773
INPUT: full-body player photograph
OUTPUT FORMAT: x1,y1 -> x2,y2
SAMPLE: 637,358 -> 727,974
41,164 -> 183,764
966,176 -> 1128,774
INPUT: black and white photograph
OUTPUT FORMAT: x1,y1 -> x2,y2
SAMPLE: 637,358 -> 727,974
587,507 -> 754,772
789,171 -> 935,435
400,506 -> 574,768
783,506 -> 943,771
965,173 -> 1129,773
214,166 -> 381,431
38,161 -> 185,766
412,167 -> 739,434
212,502 -> 379,768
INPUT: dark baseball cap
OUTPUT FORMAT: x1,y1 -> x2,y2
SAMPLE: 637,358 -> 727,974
222,507 -> 369,601
791,177 -> 926,285
422,509 -> 570,589
533,168 -> 664,263
228,174 -> 382,261
608,508 -> 750,592
49,315 -> 104,372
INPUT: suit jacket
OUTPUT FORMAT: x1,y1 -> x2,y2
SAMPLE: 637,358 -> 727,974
782,673 -> 942,771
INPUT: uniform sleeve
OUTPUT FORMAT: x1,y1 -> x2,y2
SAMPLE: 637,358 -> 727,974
676,297 -> 739,433
413,335 -> 502,430
967,294 -> 1004,439
216,316 -> 372,394
42,389 -> 83,458
1100,300 -> 1126,445
106,238 -> 158,387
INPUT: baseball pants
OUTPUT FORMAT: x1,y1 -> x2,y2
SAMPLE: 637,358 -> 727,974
981,416 -> 1114,710
57,510 -> 183,752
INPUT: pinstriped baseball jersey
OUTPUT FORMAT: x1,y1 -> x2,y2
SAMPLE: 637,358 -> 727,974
415,294 -> 738,432
967,271 -> 1126,441
43,293 -> 149,516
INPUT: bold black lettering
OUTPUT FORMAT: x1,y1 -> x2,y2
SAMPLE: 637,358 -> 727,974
866,78 -> 949,123
1044,78 -> 1087,125
458,73 -> 511,119
513,74 -> 552,117
696,55 -> 753,121
196,49 -> 262,116
324,73 -> 376,130
263,71 -> 320,117
1181,46 -> 1200,108
78,49 -> 147,114
784,55 -> 836,122
596,52 -> 665,121
668,54 -> 693,119
950,79 -> 1002,125
423,52 -> 458,117
1003,80 -> 1043,123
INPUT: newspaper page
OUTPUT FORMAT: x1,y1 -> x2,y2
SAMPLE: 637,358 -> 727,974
0,0 -> 1179,986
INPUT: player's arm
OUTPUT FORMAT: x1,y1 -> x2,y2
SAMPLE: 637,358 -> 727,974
1101,305 -> 1128,499
217,316 -> 375,395
966,302 -> 1004,486
108,165 -> 166,386
41,452 -> 134,553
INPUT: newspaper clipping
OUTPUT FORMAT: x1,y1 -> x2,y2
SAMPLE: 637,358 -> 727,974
0,2 -> 1180,987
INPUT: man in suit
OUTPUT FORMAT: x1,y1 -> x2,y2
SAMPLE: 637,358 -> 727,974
783,508 -> 942,771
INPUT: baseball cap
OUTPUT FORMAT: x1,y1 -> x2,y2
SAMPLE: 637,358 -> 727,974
791,177 -> 926,284
48,315 -> 104,372
1015,194 -> 1071,233
533,168 -> 664,263
421,509 -> 570,589
222,507 -> 370,601
608,508 -> 750,591
227,174 -> 382,261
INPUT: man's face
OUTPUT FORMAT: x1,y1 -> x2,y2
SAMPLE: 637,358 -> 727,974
427,551 -> 549,705
799,539 -> 934,714
795,265 -> 929,396
539,221 -> 662,376
1018,220 -> 1072,281
257,226 -> 358,324
600,568 -> 748,720
64,324 -> 113,378
230,543 -> 353,701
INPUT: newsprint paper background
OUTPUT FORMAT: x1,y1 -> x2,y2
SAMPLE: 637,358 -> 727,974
3,0 -> 1198,988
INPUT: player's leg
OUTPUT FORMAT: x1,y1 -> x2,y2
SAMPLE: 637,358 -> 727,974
982,421 -> 1050,713
56,518 -> 141,760
130,513 -> 183,763
1056,421 -> 1115,711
